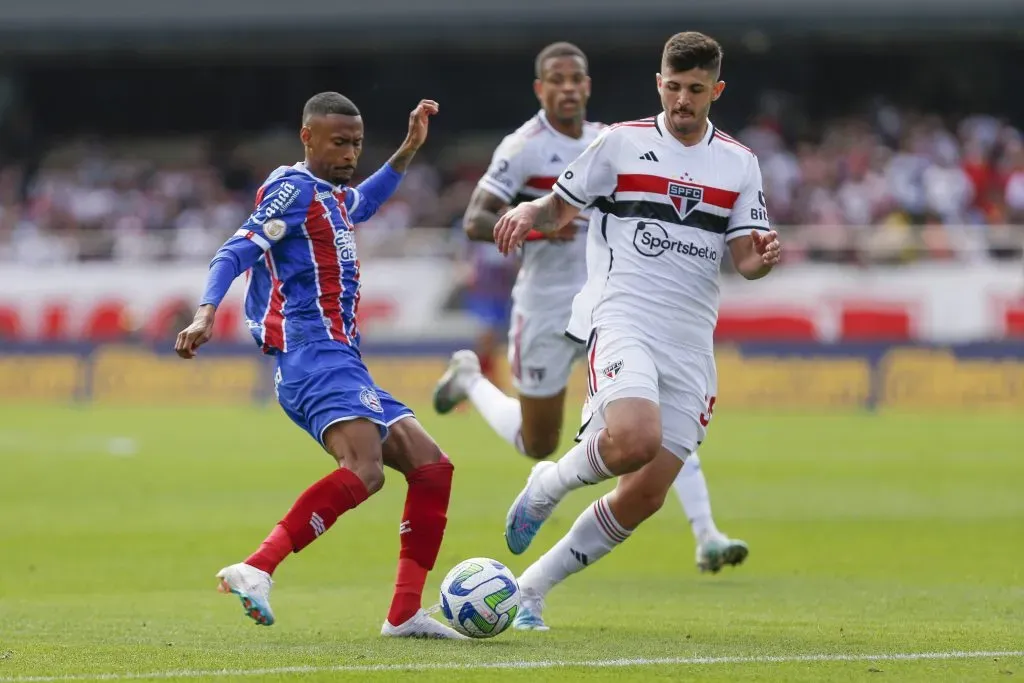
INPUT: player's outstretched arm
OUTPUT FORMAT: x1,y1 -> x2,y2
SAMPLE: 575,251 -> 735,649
462,186 -> 509,242
174,238 -> 263,359
727,230 -> 781,280
349,100 -> 438,224
493,193 -> 579,256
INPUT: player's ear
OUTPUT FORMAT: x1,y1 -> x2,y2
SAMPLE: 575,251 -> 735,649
299,126 -> 312,147
712,81 -> 726,101
533,78 -> 543,102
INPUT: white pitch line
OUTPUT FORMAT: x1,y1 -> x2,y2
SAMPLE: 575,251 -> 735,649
1,650 -> 1021,682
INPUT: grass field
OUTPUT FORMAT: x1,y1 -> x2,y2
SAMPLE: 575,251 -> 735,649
0,403 -> 1022,682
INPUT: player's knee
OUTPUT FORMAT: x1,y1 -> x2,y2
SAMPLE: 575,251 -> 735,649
352,459 -> 385,495
610,427 -> 661,472
520,429 -> 560,460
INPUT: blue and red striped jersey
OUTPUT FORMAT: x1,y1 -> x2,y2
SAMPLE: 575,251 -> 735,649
220,162 -> 395,354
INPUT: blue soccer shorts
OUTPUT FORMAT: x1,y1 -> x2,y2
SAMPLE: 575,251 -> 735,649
273,340 -> 414,448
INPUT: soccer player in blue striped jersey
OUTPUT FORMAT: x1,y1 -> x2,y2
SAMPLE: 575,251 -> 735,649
175,92 -> 466,639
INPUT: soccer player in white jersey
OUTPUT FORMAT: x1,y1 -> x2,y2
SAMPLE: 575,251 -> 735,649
433,42 -> 749,575
493,32 -> 782,630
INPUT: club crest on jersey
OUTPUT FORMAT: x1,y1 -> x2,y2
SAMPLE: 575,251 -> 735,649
668,181 -> 703,219
359,387 -> 384,413
601,360 -> 623,379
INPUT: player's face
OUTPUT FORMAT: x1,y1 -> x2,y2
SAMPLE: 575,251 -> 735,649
301,114 -> 364,185
657,67 -> 725,139
534,56 -> 590,124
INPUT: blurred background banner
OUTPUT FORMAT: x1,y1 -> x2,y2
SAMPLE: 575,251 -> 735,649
0,1 -> 1021,410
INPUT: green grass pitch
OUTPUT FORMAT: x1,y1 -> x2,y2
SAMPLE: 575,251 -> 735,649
0,404 -> 1021,682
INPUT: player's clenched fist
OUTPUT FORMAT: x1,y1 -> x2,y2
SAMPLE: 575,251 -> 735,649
175,306 -> 215,359
404,99 -> 439,151
493,202 -> 541,256
751,230 -> 781,266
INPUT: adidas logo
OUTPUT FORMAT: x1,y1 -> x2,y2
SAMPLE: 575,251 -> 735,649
570,548 -> 589,566
638,151 -> 659,162
399,520 -> 412,535
309,512 -> 326,537
550,153 -> 562,163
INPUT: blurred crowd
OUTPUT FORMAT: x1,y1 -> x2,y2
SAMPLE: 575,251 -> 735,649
1,103 -> 1022,266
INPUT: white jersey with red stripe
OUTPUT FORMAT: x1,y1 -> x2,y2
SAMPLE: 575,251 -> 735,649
556,113 -> 771,353
477,111 -> 605,315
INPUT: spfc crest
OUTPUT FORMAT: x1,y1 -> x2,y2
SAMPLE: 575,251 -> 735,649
668,181 -> 703,219
601,360 -> 623,379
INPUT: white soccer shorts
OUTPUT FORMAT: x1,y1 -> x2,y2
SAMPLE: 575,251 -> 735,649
507,306 -> 586,399
576,326 -> 718,460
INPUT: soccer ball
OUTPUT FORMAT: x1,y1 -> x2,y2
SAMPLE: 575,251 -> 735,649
439,557 -> 521,638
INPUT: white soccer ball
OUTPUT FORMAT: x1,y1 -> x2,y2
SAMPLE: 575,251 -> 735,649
439,557 -> 521,638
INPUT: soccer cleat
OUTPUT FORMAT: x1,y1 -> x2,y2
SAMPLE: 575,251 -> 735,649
512,588 -> 549,631
216,563 -> 275,626
432,350 -> 482,415
696,536 -> 749,574
505,461 -> 557,555
381,607 -> 470,640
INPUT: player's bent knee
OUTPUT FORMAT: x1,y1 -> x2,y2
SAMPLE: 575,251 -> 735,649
610,427 -> 661,473
383,418 -> 445,474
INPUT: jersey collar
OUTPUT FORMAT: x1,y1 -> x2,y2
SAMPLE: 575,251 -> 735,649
293,162 -> 349,194
656,113 -> 716,147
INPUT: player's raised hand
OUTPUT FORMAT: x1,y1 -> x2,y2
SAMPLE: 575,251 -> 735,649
751,229 -> 781,266
494,202 -> 541,256
174,307 -> 215,359
404,99 -> 439,151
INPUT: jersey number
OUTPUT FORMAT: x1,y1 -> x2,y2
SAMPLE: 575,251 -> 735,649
699,395 -> 717,427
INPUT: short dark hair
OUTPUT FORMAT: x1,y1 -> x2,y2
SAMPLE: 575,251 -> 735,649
662,32 -> 723,77
302,92 -> 360,125
534,42 -> 588,79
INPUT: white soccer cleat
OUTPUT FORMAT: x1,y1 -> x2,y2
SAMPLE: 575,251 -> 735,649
432,350 -> 482,415
216,563 -> 275,626
696,535 -> 749,574
381,607 -> 470,640
512,587 -> 549,631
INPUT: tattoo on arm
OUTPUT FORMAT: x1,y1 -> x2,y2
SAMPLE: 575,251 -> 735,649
463,188 -> 509,242
388,144 -> 417,173
534,194 -> 577,234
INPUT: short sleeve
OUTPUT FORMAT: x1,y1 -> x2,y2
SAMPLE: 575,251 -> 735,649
725,157 -> 772,242
476,133 -> 532,203
235,178 -> 308,251
552,130 -> 617,210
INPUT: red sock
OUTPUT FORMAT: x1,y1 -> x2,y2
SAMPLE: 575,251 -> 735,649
387,457 -> 454,625
479,354 -> 495,382
246,468 -> 369,576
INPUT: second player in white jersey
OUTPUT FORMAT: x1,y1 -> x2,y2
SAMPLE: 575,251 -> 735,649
478,112 -> 603,396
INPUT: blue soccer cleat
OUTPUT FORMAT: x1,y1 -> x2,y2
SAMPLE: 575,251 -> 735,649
505,461 -> 557,555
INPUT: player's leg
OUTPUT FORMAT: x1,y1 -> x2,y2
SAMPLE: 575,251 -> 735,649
216,344 -> 387,626
672,452 -> 748,573
663,354 -> 748,573
514,447 -> 683,630
505,330 -> 663,554
375,397 -> 465,639
434,310 -> 576,460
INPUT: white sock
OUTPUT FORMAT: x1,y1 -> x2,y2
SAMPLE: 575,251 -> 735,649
466,375 -> 526,454
518,494 -> 632,596
672,453 -> 720,543
535,430 -> 613,506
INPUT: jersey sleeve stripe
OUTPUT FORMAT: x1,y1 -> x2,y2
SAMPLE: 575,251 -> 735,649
234,228 -> 271,252
477,177 -> 516,203
724,225 -> 770,235
554,181 -> 587,209
615,174 -> 740,210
